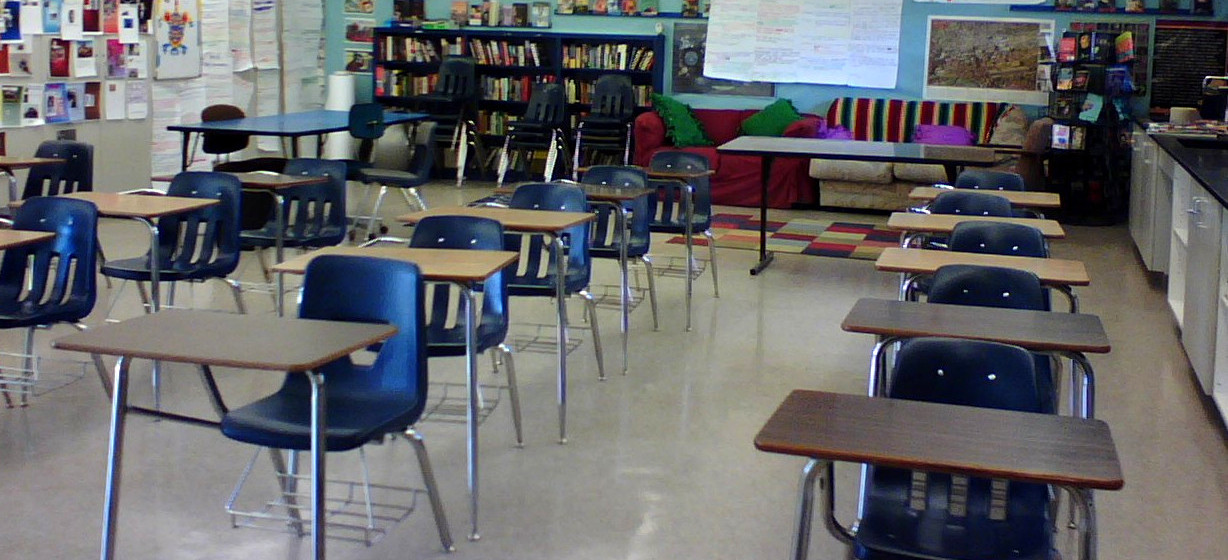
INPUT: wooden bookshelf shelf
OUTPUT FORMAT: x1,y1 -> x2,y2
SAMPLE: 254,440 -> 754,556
1009,5 -> 1214,16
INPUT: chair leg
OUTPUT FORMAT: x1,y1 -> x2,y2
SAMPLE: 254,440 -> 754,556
403,427 -> 456,552
255,249 -> 273,284
579,290 -> 606,380
398,187 -> 427,212
622,123 -> 632,165
367,185 -> 388,238
640,256 -> 659,331
572,127 -> 583,180
136,282 -> 152,314
96,245 -> 112,289
222,278 -> 247,314
455,119 -> 469,188
543,130 -> 559,183
19,326 -> 34,407
705,229 -> 720,298
496,344 -> 523,448
266,448 -> 307,537
496,135 -> 513,188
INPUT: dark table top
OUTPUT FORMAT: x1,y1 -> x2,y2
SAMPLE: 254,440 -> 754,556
841,298 -> 1111,353
755,390 -> 1124,490
1153,134 -> 1228,208
167,110 -> 427,136
53,309 -> 397,372
718,136 -> 998,166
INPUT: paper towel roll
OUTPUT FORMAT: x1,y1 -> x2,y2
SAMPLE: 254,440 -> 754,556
324,72 -> 356,160
1171,107 -> 1200,125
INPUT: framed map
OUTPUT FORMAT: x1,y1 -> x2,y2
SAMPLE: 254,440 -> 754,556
924,16 -> 1053,105
673,22 -> 773,97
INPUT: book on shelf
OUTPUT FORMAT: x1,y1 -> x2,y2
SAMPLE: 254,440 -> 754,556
1051,123 -> 1072,149
1078,92 -> 1104,123
557,0 -> 573,13
638,0 -> 658,15
1114,31 -> 1134,63
1054,0 -> 1076,10
1070,126 -> 1086,150
1056,67 -> 1074,90
513,3 -> 528,26
593,0 -> 608,14
1077,0 -> 1097,10
451,1 -> 467,25
1071,69 -> 1089,90
1090,32 -> 1115,63
1194,0 -> 1213,14
530,2 -> 550,27
1076,33 -> 1092,61
469,5 -> 484,25
1050,93 -> 1080,120
1124,0 -> 1144,12
574,0 -> 590,14
1105,64 -> 1133,96
607,0 -> 621,15
499,4 -> 515,25
1096,0 -> 1114,12
1058,34 -> 1077,63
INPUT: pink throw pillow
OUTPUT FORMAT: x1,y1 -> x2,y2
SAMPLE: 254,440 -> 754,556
912,124 -> 975,146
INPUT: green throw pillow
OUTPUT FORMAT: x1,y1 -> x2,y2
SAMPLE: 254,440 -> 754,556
651,93 -> 714,148
741,98 -> 804,137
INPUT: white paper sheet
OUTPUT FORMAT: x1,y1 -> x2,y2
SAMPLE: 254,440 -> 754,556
104,79 -> 124,119
125,77 -> 146,118
251,0 -> 278,69
228,0 -> 252,71
71,39 -> 97,77
19,0 -> 42,36
21,82 -> 43,125
117,2 -> 137,43
254,67 -> 279,152
61,0 -> 84,40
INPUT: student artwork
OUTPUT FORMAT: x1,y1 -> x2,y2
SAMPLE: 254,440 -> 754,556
102,0 -> 117,32
44,82 -> 68,123
9,40 -> 30,74
48,37 -> 70,76
20,82 -> 41,125
71,38 -> 95,77
44,0 -> 63,34
152,0 -> 200,79
83,0 -> 99,32
105,37 -> 123,76
1,1 -> 21,43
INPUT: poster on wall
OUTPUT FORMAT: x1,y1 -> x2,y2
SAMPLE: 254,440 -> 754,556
924,16 -> 1053,105
1,1 -> 22,43
19,0 -> 40,35
153,0 -> 200,79
673,22 -> 773,96
44,0 -> 63,33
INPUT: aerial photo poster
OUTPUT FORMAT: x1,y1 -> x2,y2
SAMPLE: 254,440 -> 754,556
924,16 -> 1053,105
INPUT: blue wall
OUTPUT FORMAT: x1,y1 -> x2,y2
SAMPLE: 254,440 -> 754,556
325,0 -> 1223,116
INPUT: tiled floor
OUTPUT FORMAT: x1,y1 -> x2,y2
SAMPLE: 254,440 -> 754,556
1,181 -> 1226,560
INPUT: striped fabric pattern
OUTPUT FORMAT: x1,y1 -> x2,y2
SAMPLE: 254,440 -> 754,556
825,98 -> 1007,144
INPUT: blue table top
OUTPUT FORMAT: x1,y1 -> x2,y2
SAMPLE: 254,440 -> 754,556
167,109 -> 428,136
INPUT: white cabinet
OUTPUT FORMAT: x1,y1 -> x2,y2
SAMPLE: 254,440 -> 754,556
1213,223 -> 1228,404
1168,166 -> 1191,324
1128,131 -> 1170,272
1181,178 -> 1221,392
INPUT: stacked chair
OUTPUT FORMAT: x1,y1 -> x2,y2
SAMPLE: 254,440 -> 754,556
416,57 -> 486,186
571,74 -> 638,174
496,83 -> 569,188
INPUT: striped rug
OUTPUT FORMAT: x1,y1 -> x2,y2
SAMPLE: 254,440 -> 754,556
665,213 -> 899,260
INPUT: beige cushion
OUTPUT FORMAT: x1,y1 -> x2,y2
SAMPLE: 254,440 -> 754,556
893,162 -> 948,184
809,159 -> 894,184
821,180 -> 915,211
988,105 -> 1028,148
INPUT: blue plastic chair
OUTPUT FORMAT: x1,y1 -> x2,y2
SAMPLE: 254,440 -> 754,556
101,172 -> 246,314
353,120 -> 435,238
505,182 -> 606,379
571,74 -> 637,172
496,83 -> 569,187
581,165 -> 659,330
852,337 -> 1054,560
0,197 -> 101,407
927,190 -> 1014,217
240,158 -> 347,281
219,255 -> 453,551
416,57 -> 486,186
953,169 -> 1027,191
904,221 -> 1051,302
409,215 -> 523,446
647,151 -> 720,319
19,140 -> 94,200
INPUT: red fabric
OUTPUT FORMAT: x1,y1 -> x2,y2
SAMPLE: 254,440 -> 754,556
633,108 -> 821,209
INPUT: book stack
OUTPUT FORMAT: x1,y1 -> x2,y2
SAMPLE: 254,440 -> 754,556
563,78 -> 651,106
470,39 -> 546,66
562,43 -> 655,70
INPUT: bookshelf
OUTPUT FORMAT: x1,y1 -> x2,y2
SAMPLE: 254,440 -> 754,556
372,28 -> 665,138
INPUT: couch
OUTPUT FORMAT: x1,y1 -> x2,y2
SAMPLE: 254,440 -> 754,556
809,97 -> 1028,211
633,108 -> 822,209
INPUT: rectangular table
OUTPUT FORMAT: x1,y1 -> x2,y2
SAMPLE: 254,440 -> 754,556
272,244 -> 518,541
399,206 -> 595,447
755,389 -> 1123,560
167,109 -> 428,170
0,156 -> 65,205
51,309 -> 398,560
875,247 -> 1089,311
496,182 -> 656,375
718,136 -> 998,275
841,298 -> 1111,418
908,186 -> 1063,209
886,212 -> 1067,248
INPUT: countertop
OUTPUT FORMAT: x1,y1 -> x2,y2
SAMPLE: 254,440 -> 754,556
1152,134 -> 1228,208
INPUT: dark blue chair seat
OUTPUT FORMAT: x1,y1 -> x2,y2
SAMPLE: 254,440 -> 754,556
240,159 -> 347,250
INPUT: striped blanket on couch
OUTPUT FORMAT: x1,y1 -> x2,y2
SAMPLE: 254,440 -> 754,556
825,97 -> 1008,144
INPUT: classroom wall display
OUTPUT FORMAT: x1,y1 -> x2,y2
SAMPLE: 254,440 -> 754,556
923,16 -> 1053,105
705,0 -> 903,89
1,1 -> 22,43
152,0 -> 200,79
672,22 -> 771,96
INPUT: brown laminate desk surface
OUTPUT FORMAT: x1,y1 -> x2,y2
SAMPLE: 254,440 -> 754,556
887,212 -> 1067,238
152,171 -> 329,189
52,309 -> 397,372
576,166 -> 715,179
0,230 -> 55,249
42,192 -> 220,218
493,184 -> 655,202
272,246 -> 518,282
717,137 -> 999,166
875,247 -> 1090,286
841,298 -> 1110,353
397,206 -> 595,232
755,390 -> 1124,490
909,186 -> 1062,209
0,156 -> 65,169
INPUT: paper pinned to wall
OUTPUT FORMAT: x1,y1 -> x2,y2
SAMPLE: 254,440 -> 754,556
251,0 -> 278,69
117,1 -> 138,43
706,0 -> 902,89
153,0 -> 201,79
104,79 -> 124,119
125,78 -> 147,118
61,0 -> 84,40
20,0 -> 43,36
254,67 -> 280,152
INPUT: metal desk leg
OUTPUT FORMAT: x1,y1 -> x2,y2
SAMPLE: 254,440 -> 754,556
1062,350 -> 1096,419
790,458 -> 823,560
461,284 -> 481,541
1056,285 -> 1080,313
684,185 -> 694,332
273,192 -> 286,264
750,155 -> 775,275
137,217 -> 163,410
1068,485 -> 1098,560
614,201 -> 629,376
276,271 -> 286,318
552,234 -> 569,444
307,371 -> 328,560
100,356 -> 132,560
179,132 -> 191,171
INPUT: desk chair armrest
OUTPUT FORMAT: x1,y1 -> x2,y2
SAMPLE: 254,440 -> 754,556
932,183 -> 954,190
118,188 -> 168,196
359,236 -> 410,247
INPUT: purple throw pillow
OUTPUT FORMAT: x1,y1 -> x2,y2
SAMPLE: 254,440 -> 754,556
816,125 -> 853,140
912,124 -> 975,146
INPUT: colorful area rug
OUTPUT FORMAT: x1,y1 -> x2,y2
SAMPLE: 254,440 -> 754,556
666,213 -> 899,260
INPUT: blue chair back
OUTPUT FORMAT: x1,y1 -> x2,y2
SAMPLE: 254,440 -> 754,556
157,172 -> 243,278
955,169 -> 1026,191
948,221 -> 1049,258
926,264 -> 1047,311
927,190 -> 1013,217
0,197 -> 98,326
274,158 -> 348,247
590,75 -> 636,121
647,150 -> 713,232
292,255 -> 428,420
435,57 -> 478,100
410,215 -> 509,353
581,166 -> 652,258
407,121 -> 437,179
23,140 -> 93,199
506,182 -> 591,294
890,337 -> 1044,411
349,102 -> 386,163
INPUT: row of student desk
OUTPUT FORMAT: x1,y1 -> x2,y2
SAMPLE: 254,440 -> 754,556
748,185 -> 1124,559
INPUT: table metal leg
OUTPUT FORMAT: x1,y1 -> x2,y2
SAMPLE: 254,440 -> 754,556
552,234 -> 569,444
307,370 -> 327,560
100,355 -> 132,560
276,271 -> 286,317
616,202 -> 629,376
136,217 -> 163,410
273,192 -> 286,264
461,284 -> 481,541
1057,285 -> 1080,313
1061,350 -> 1096,419
790,458 -> 822,560
684,185 -> 694,332
751,155 -> 775,275
180,132 -> 191,171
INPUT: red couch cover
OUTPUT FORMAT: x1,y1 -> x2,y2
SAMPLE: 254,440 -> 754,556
633,108 -> 822,209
